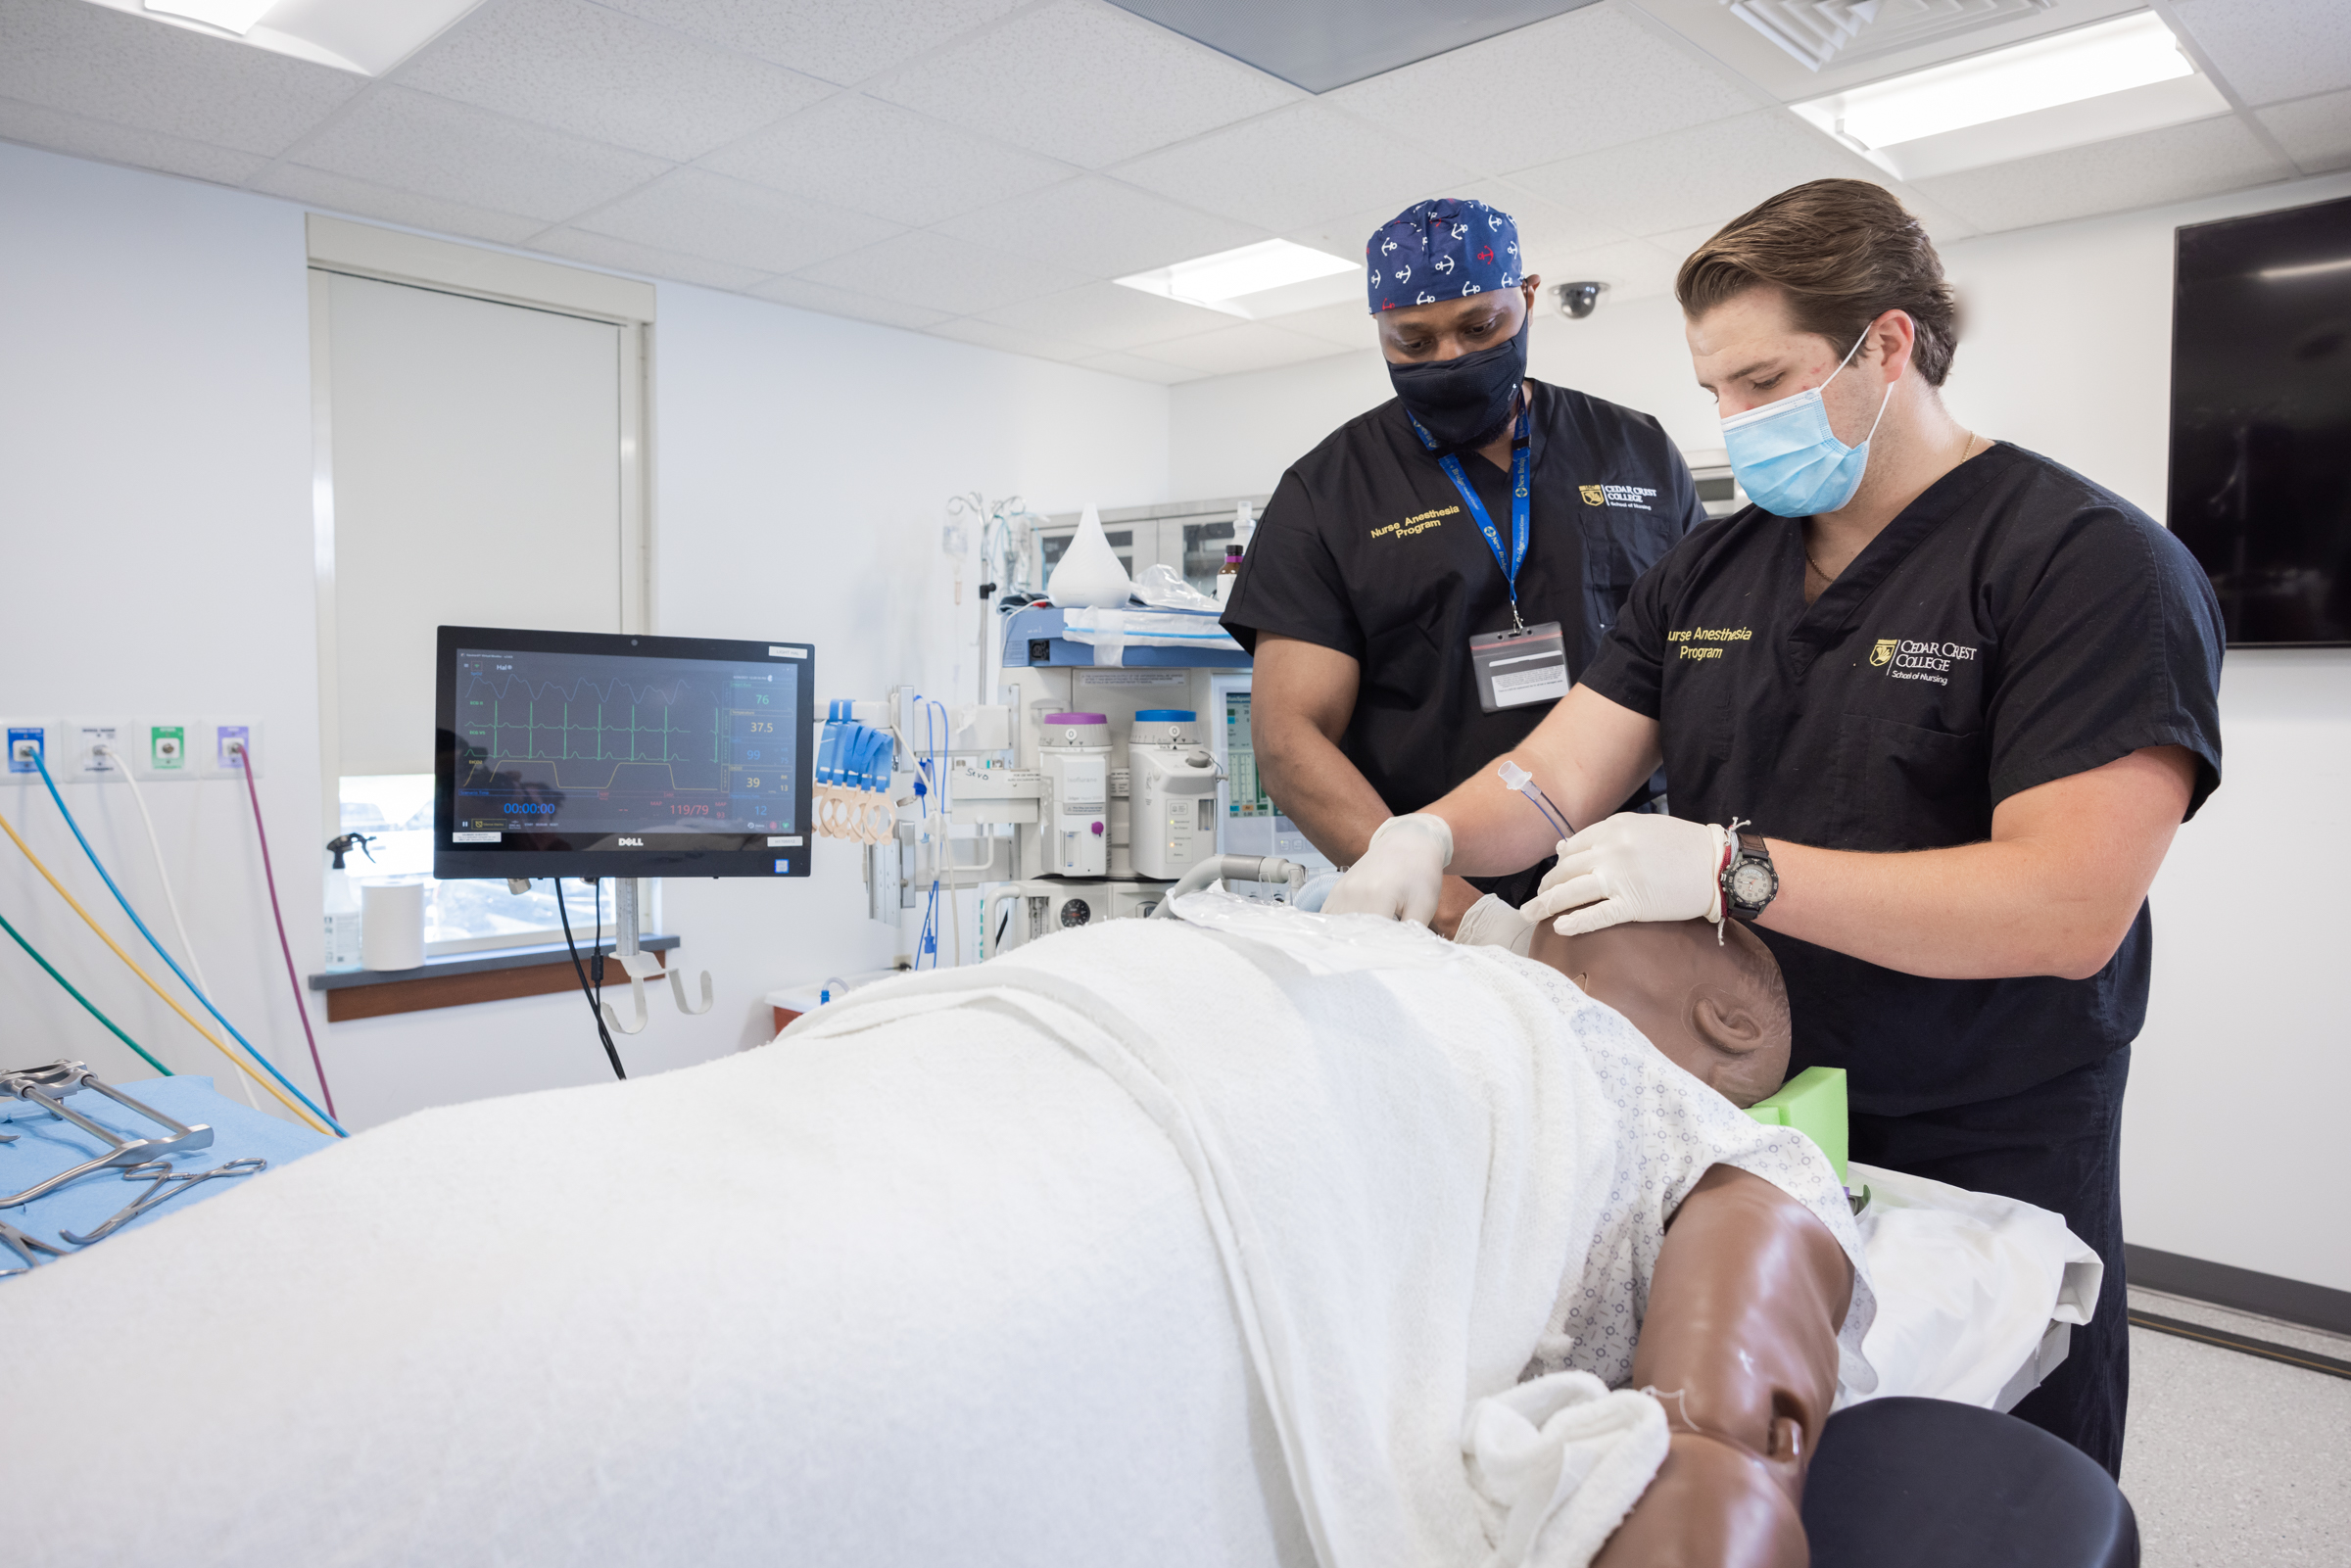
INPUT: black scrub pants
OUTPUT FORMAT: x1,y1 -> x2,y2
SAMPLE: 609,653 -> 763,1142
1847,1048 -> 2132,1479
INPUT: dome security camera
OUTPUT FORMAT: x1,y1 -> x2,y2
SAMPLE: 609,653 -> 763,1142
1553,281 -> 1607,319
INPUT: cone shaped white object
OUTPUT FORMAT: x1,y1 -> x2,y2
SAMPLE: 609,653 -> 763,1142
1047,501 -> 1133,609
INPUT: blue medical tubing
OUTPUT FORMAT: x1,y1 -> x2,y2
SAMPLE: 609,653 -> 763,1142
30,752 -> 347,1136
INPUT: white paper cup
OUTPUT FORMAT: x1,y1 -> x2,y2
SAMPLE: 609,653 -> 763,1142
360,880 -> 427,971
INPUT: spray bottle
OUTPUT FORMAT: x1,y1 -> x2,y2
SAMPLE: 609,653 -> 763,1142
324,832 -> 376,969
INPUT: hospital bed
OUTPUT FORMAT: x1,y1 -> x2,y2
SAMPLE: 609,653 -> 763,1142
0,917 -> 2113,1568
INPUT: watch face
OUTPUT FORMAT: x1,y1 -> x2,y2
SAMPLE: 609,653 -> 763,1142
1730,861 -> 1775,905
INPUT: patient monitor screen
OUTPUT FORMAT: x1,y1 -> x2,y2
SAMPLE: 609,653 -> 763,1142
435,626 -> 814,879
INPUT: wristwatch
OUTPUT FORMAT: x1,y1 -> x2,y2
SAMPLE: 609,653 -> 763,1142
1722,828 -> 1778,920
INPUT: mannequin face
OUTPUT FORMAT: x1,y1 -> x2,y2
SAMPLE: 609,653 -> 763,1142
1527,918 -> 1791,1108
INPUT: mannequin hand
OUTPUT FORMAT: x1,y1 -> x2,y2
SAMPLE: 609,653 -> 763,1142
1452,893 -> 1535,956
1518,813 -> 1729,935
1325,814 -> 1453,926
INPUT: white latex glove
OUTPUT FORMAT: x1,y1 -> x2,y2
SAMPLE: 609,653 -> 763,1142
1518,812 -> 1730,936
1452,893 -> 1535,957
1324,813 -> 1454,926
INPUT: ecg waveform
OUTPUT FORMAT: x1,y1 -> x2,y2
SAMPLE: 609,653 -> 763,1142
453,647 -> 796,834
457,669 -> 726,792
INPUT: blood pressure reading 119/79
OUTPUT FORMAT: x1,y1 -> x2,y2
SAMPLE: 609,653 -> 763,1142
451,646 -> 798,843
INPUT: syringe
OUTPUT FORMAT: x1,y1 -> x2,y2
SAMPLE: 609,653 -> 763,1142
1497,760 -> 1574,842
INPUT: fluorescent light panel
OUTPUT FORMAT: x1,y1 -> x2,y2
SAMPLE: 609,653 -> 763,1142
1117,240 -> 1360,319
1791,12 -> 2223,180
88,0 -> 487,74
147,0 -> 274,32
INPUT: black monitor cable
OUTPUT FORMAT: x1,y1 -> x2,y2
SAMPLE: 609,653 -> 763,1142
556,877 -> 627,1079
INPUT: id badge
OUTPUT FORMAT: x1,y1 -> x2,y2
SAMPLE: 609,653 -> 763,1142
1470,622 -> 1569,713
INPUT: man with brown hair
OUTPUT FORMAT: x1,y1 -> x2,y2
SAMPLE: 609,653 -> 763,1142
1328,177 -> 2227,1476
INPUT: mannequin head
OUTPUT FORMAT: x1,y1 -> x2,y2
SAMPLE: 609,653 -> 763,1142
1527,918 -> 1791,1108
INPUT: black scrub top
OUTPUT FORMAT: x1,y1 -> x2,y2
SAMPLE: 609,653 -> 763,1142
1222,378 -> 1703,816
1581,442 -> 2225,1117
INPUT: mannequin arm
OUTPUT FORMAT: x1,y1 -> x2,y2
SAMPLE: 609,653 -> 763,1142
1592,1164 -> 1852,1568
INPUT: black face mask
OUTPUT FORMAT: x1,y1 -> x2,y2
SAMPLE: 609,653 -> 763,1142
1386,313 -> 1529,453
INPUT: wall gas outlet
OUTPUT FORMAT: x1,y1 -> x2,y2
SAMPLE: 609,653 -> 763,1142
61,718 -> 136,782
135,721 -> 194,780
202,719 -> 264,779
5,721 -> 47,775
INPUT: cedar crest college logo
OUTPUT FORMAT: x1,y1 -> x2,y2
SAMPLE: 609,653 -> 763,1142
1579,485 -> 1604,505
1870,639 -> 1898,667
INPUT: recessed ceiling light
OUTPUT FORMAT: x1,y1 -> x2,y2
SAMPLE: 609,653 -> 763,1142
1790,12 -> 2228,181
83,0 -> 488,75
1116,240 -> 1361,319
147,0 -> 274,32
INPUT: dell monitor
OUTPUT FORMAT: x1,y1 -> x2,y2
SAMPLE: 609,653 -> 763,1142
433,626 -> 814,880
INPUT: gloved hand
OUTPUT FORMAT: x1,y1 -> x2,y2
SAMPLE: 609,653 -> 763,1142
1519,812 -> 1729,936
1452,893 -> 1535,957
1324,814 -> 1454,926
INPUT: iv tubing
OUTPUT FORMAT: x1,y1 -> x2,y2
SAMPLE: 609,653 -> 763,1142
98,743 -> 262,1109
228,740 -> 339,1120
24,754 -> 345,1136
0,804 -> 336,1135
0,907 -> 173,1077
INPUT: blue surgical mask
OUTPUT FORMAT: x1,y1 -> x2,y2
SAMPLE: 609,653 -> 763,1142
1719,331 -> 1892,517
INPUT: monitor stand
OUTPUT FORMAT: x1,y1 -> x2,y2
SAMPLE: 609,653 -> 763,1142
598,879 -> 715,1036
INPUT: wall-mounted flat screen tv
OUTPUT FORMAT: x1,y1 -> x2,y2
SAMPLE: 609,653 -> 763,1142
2168,193 -> 2351,646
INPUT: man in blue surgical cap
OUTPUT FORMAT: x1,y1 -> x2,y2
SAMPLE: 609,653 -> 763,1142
1221,198 -> 1706,934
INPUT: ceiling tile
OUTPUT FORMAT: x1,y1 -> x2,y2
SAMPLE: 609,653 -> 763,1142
1326,5 -> 1758,179
1537,235 -> 1685,303
526,226 -> 772,290
926,317 -> 1098,362
1450,178 -> 1638,275
287,85 -> 672,222
1269,300 -> 1380,350
746,274 -> 956,330
696,92 -> 1073,225
1074,349 -> 1207,384
2258,89 -> 2351,175
870,0 -> 1303,169
934,174 -> 1266,277
598,0 -> 1026,87
395,0 -> 832,163
1128,322 -> 1344,376
1113,102 -> 1474,231
975,280 -> 1234,351
250,163 -> 552,244
0,96 -> 267,185
575,166 -> 900,271
1910,115 -> 2291,232
1508,109 -> 1895,239
0,0 -> 360,155
792,227 -> 1092,316
2171,0 -> 2351,108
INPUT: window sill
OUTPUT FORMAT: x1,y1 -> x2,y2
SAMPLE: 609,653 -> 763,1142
307,935 -> 680,1022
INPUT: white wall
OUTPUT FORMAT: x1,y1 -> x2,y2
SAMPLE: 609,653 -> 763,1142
0,139 -> 1168,1132
1169,171 -> 2351,1294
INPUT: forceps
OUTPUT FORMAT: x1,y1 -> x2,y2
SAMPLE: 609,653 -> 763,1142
0,1061 -> 214,1210
0,1215 -> 66,1276
60,1157 -> 266,1246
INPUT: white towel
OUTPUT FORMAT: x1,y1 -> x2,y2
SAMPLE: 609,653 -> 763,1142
797,896 -> 1874,1568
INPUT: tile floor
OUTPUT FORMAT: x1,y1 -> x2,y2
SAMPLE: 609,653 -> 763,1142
2120,1287 -> 2351,1565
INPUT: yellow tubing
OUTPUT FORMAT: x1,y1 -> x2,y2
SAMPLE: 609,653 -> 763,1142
0,806 -> 336,1137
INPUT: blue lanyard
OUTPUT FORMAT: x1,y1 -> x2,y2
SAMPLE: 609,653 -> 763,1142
1408,401 -> 1533,631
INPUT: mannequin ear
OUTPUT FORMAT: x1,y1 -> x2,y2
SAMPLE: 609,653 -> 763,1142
1688,986 -> 1767,1055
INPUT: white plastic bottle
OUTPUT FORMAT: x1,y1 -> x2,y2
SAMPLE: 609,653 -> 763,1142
323,833 -> 373,969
